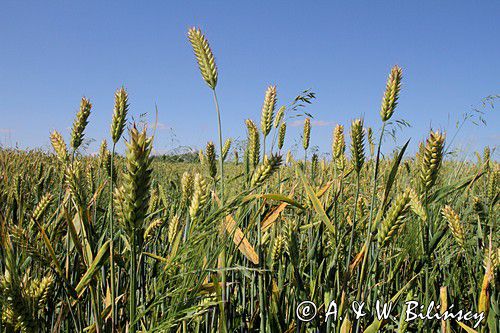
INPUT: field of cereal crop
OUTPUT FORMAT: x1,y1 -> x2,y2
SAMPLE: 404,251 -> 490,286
0,27 -> 498,333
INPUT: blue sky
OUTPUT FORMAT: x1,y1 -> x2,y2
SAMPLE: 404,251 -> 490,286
0,1 -> 498,158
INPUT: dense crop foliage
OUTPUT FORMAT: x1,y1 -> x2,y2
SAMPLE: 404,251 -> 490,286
0,28 -> 498,332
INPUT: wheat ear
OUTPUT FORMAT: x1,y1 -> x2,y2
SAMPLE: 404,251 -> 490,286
441,205 -> 465,250
278,122 -> 286,150
111,87 -> 129,144
302,118 -> 311,151
205,141 -> 217,179
187,27 -> 218,90
378,189 -> 411,247
50,130 -> 68,162
380,65 -> 403,122
260,85 -> 277,138
70,97 -> 92,151
246,119 -> 260,168
350,119 -> 365,174
420,130 -> 445,192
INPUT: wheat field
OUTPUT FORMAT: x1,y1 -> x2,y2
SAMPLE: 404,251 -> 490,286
0,28 -> 498,333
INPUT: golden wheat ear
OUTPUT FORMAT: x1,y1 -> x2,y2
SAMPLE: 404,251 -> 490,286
188,27 -> 218,90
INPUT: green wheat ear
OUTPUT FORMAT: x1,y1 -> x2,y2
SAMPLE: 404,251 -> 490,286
332,124 -> 345,159
332,124 -> 347,172
303,118 -> 311,150
246,119 -> 260,168
221,138 -> 232,162
188,27 -> 218,90
32,193 -> 53,222
114,124 -> 153,234
111,87 -> 129,144
274,105 -> 285,128
189,173 -> 210,223
250,154 -> 282,187
420,130 -> 445,192
380,65 -> 403,122
70,97 -> 92,151
65,160 -> 85,207
181,171 -> 195,205
278,122 -> 286,150
378,188 -> 411,247
167,215 -> 180,245
233,149 -> 239,164
205,141 -> 217,179
350,119 -> 365,174
50,130 -> 68,162
260,85 -> 277,137
441,205 -> 465,250
98,139 -> 108,166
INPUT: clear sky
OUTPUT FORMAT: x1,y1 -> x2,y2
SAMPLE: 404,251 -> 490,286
0,1 -> 498,158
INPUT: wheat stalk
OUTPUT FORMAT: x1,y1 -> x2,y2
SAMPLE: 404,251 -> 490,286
113,123 -> 152,333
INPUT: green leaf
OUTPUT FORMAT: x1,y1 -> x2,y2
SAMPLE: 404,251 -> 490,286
429,172 -> 483,203
373,139 -> 410,230
75,240 -> 111,296
297,167 -> 336,235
